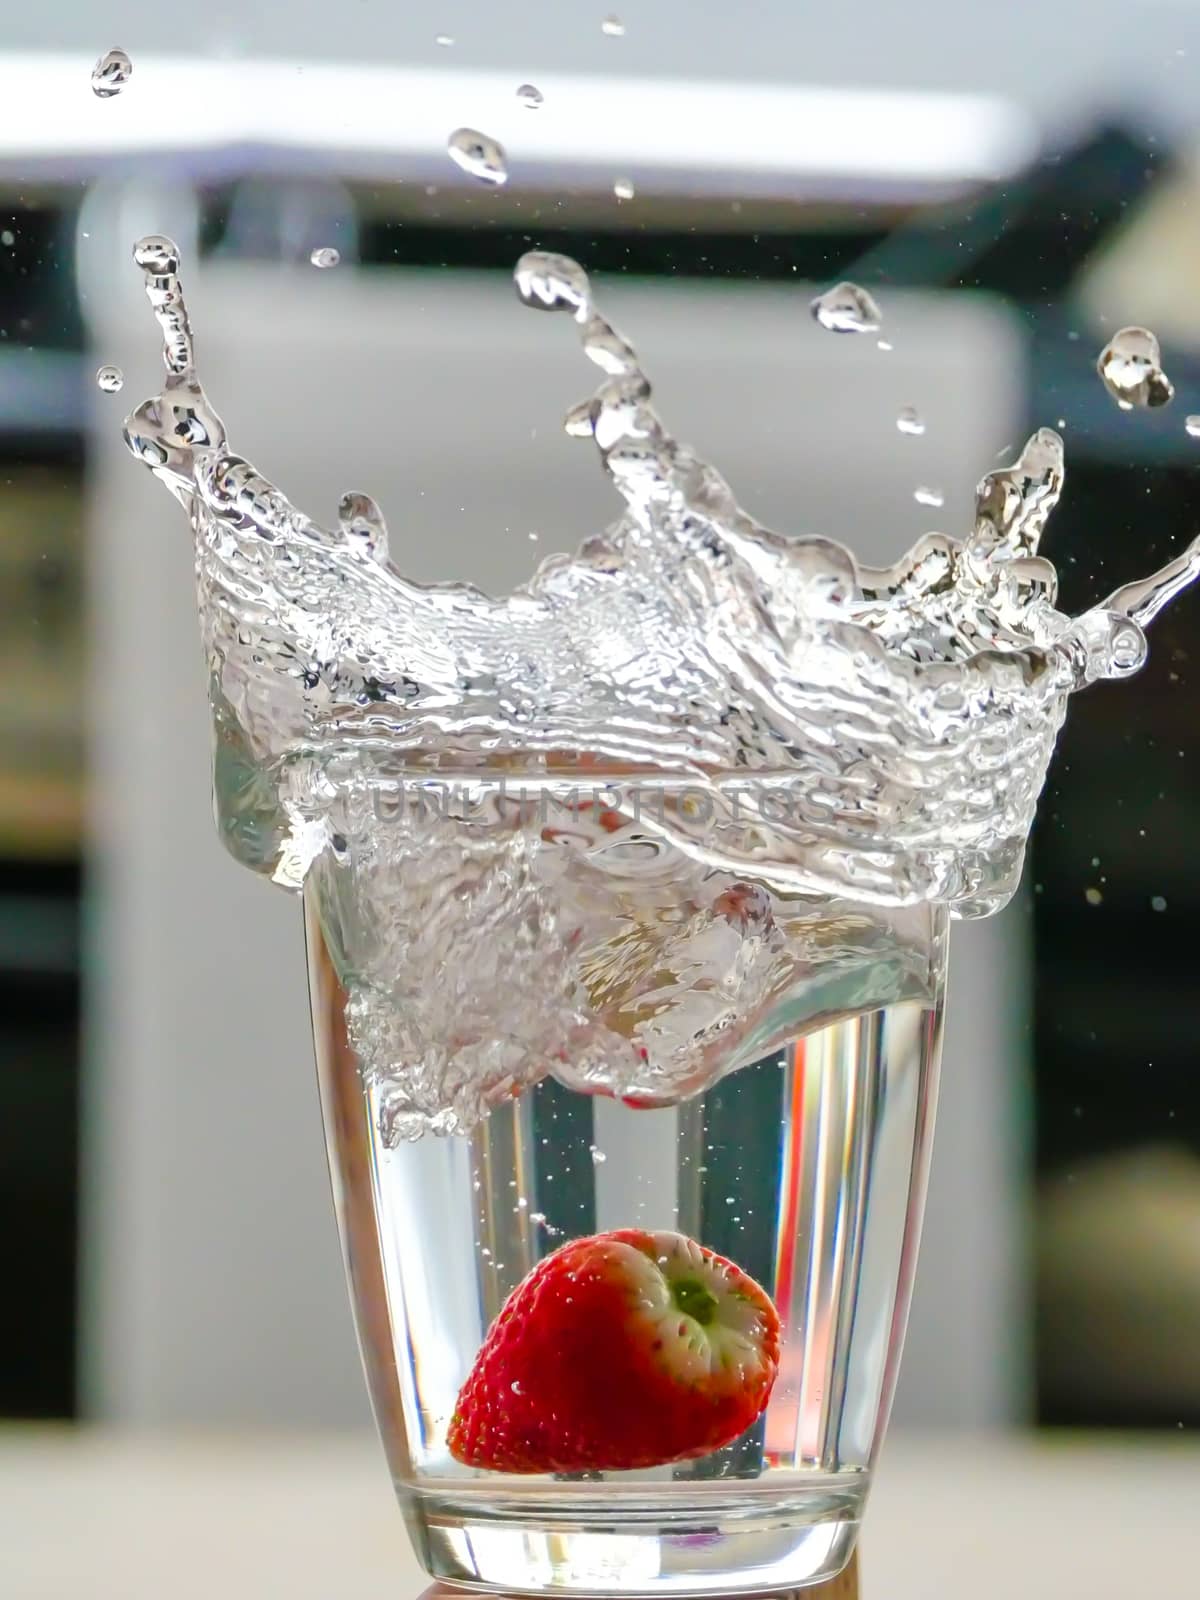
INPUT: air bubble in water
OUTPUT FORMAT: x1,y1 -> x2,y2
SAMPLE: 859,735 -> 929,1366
1097,327 -> 1174,410
516,83 -> 544,109
448,127 -> 508,186
92,48 -> 132,98
310,247 -> 340,269
1186,415 -> 1200,439
613,178 -> 635,200
896,406 -> 925,436
811,282 -> 882,335
96,364 -> 124,394
601,14 -> 626,35
914,485 -> 944,508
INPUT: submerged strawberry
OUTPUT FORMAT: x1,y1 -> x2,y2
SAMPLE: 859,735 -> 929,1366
447,1228 -> 780,1473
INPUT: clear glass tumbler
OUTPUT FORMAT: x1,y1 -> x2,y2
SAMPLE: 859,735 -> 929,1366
305,780 -> 946,1595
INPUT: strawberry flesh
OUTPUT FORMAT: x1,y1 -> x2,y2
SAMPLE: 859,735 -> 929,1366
447,1228 -> 780,1474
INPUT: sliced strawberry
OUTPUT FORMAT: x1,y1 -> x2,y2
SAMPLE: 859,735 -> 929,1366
447,1228 -> 780,1474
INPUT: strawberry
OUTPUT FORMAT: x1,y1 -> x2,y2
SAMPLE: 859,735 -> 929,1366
447,1228 -> 780,1474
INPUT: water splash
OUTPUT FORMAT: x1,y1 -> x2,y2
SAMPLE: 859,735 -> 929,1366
310,246 -> 340,269
96,364 -> 124,394
896,407 -> 925,437
91,48 -> 132,98
123,241 -> 1200,1135
447,127 -> 508,185
516,83 -> 544,109
1097,326 -> 1174,410
811,282 -> 882,335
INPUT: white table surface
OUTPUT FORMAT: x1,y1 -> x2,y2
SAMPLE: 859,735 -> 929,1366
2,1428 -> 1196,1599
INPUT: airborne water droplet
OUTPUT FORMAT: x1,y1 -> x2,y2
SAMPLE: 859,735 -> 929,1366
896,406 -> 925,437
447,127 -> 508,186
613,178 -> 635,201
435,33 -> 454,47
132,234 -> 177,274
92,48 -> 132,98
310,247 -> 340,269
601,14 -> 626,35
1151,894 -> 1168,912
514,251 -> 591,318
1186,415 -> 1200,439
337,491 -> 389,561
1097,326 -> 1175,410
1085,886 -> 1103,906
811,282 -> 882,335
589,1145 -> 608,1163
914,485 -> 944,508
96,364 -> 124,394
516,82 -> 544,109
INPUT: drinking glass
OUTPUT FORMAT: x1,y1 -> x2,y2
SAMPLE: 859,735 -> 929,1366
304,777 -> 946,1595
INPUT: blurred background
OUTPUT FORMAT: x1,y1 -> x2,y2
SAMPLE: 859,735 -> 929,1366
2,0 -> 1199,1504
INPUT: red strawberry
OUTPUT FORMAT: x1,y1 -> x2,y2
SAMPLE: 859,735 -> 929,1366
447,1228 -> 780,1474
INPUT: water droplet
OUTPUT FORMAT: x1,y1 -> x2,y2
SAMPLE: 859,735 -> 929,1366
613,178 -> 635,201
913,485 -> 944,508
877,339 -> 893,352
810,281 -> 882,335
0,230 -> 14,247
896,406 -> 925,437
516,82 -> 544,110
435,33 -> 454,47
1186,416 -> 1200,439
589,1145 -> 607,1164
95,364 -> 124,394
1151,894 -> 1167,912
447,127 -> 508,186
511,1379 -> 523,1394
337,491 -> 389,561
514,251 -> 590,318
1085,886 -> 1103,906
132,234 -> 178,275
601,14 -> 626,35
92,48 -> 132,98
310,246 -> 340,269
1097,326 -> 1175,409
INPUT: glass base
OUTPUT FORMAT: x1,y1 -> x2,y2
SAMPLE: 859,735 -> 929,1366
406,1481 -> 865,1595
